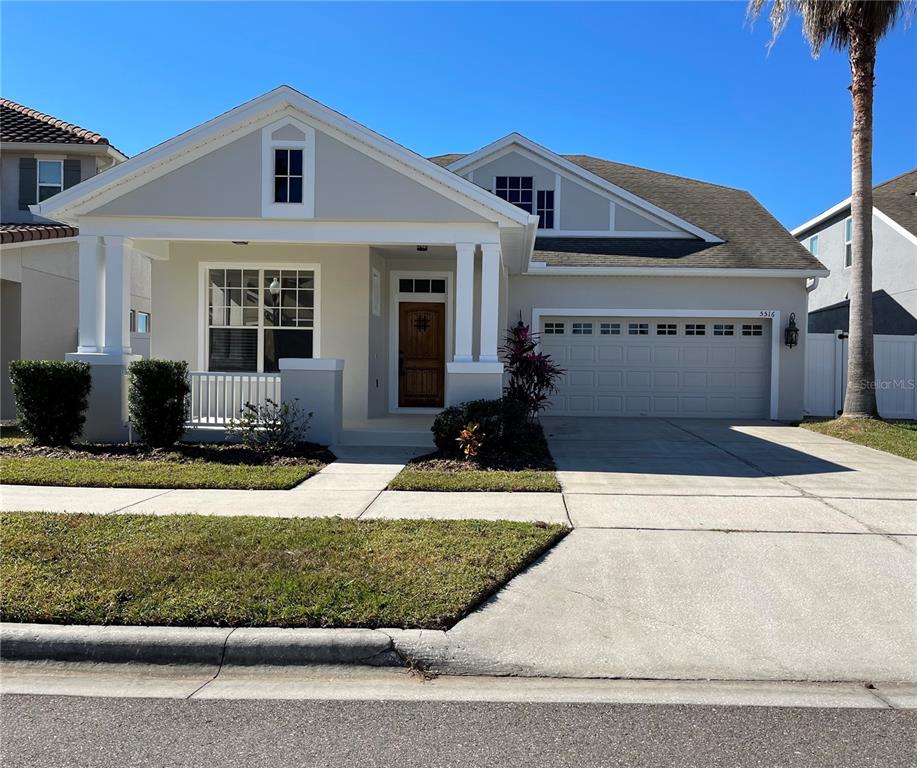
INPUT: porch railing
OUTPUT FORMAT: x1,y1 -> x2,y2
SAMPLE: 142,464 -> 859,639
187,372 -> 281,427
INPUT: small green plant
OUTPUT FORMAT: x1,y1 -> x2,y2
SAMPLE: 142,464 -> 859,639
227,398 -> 312,453
8,360 -> 92,445
128,360 -> 191,448
432,398 -> 528,458
456,422 -> 484,459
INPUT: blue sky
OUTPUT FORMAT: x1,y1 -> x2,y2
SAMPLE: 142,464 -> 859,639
2,1 -> 914,226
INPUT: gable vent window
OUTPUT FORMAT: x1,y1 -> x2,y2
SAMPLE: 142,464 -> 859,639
656,323 -> 678,336
713,323 -> 734,336
543,322 -> 565,335
600,322 -> 621,335
628,323 -> 649,336
572,322 -> 593,335
685,323 -> 706,336
495,176 -> 533,213
741,323 -> 763,337
37,160 -> 63,202
274,149 -> 303,204
536,190 -> 555,229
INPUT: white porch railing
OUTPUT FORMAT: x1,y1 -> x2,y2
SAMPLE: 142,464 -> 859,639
187,372 -> 282,427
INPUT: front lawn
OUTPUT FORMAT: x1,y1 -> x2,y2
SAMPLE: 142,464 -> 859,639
0,512 -> 567,629
0,441 -> 332,490
801,418 -> 917,462
388,421 -> 561,493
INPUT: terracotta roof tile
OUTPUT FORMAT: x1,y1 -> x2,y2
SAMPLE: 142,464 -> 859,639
0,223 -> 78,245
0,98 -> 121,154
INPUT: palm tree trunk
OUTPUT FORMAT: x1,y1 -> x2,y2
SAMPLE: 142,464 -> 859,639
841,18 -> 879,419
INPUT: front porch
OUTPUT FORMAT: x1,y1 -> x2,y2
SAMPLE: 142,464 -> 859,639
68,233 -> 510,446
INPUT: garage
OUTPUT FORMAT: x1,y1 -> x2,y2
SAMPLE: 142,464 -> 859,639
539,315 -> 772,418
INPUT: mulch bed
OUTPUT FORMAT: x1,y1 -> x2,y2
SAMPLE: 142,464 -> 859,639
0,441 -> 335,468
409,421 -> 556,473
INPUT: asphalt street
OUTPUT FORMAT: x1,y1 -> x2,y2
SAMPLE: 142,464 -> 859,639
2,694 -> 915,768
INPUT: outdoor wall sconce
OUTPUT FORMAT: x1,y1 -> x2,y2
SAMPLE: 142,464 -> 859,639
784,312 -> 799,349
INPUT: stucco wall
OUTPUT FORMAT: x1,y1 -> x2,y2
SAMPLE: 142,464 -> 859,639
1,279 -> 21,419
507,274 -> 810,421
1,151 -> 96,224
152,242 -> 372,422
805,213 -> 917,318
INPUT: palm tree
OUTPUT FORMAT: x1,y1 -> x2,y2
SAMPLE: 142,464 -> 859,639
747,1 -> 912,418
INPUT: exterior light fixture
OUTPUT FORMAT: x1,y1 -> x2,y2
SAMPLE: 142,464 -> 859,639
784,312 -> 799,348
269,277 -> 281,296
231,241 -> 249,245
416,245 -> 428,252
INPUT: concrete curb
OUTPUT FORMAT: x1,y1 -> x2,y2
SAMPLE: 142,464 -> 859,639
0,623 -> 409,668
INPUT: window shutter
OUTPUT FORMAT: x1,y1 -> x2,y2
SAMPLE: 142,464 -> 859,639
63,159 -> 82,190
18,158 -> 37,210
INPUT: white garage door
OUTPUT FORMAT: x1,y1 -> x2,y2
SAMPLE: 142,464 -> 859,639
540,316 -> 772,418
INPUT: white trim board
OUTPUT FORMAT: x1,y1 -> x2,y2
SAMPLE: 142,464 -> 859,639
530,307 -> 782,420
447,133 -> 723,244
388,269 -> 454,414
524,264 -> 829,278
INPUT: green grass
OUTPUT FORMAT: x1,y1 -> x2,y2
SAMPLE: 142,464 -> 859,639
0,425 -> 27,448
0,512 -> 567,629
0,457 -> 323,490
389,467 -> 561,492
801,418 -> 917,462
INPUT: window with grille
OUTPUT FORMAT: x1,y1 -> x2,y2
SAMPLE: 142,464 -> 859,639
398,278 -> 447,294
536,190 -> 555,229
600,323 -> 621,335
207,267 -> 315,372
713,323 -> 734,336
572,322 -> 593,335
495,176 -> 533,213
685,323 -> 706,336
741,323 -> 763,337
656,323 -> 677,336
273,149 -> 304,203
543,322 -> 565,334
628,323 -> 649,335
844,217 -> 852,267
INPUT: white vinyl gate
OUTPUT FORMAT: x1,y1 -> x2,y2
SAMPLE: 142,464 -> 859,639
805,332 -> 917,419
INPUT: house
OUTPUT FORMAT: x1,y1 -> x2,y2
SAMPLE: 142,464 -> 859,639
0,98 -> 150,420
33,86 -> 826,445
792,169 -> 917,335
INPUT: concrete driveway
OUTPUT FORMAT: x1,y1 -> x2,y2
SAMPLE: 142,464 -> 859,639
443,418 -> 917,682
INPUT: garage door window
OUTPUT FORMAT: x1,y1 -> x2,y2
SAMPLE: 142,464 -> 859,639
713,323 -> 734,336
543,322 -> 565,335
685,323 -> 706,336
656,323 -> 677,336
628,323 -> 649,335
742,324 -> 763,336
600,323 -> 621,335
572,322 -> 593,335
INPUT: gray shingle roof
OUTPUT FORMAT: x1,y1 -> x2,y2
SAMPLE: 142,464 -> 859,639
874,168 -> 917,238
430,153 -> 825,271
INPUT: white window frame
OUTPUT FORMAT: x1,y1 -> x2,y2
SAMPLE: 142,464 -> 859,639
388,269 -> 453,414
37,158 -> 64,202
536,189 -> 555,230
844,217 -> 852,268
197,262 -> 321,372
493,175 -> 534,213
530,308 -> 783,420
261,117 -> 316,218
136,311 -> 151,334
807,234 -> 819,257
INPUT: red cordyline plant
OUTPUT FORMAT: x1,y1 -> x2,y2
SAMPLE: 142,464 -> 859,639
501,322 -> 565,417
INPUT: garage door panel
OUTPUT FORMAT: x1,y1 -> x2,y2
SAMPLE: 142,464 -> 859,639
543,315 -> 770,418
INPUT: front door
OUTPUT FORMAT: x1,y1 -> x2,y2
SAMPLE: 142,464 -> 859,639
398,302 -> 445,407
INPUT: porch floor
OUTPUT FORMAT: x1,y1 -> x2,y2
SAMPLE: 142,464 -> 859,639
340,414 -> 436,448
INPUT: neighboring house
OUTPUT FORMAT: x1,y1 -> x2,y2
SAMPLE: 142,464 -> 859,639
792,169 -> 917,335
34,86 -> 826,444
0,98 -> 151,420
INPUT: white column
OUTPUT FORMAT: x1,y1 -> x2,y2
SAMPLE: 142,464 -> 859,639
479,242 -> 501,363
454,242 -> 475,362
102,236 -> 132,355
77,235 -> 104,352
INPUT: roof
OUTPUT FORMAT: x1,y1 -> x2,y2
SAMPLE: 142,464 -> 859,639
0,223 -> 78,245
431,152 -> 824,271
874,169 -> 917,238
0,98 -> 123,155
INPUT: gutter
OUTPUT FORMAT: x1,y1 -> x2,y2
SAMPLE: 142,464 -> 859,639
524,264 -> 830,279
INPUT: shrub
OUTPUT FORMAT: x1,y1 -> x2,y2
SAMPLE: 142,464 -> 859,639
128,360 -> 191,448
502,322 -> 565,416
227,398 -> 312,453
8,360 -> 92,446
456,422 -> 484,459
432,398 -> 527,457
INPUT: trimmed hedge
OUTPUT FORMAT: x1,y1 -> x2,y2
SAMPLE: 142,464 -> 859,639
431,398 -> 528,457
128,359 -> 190,448
8,360 -> 92,445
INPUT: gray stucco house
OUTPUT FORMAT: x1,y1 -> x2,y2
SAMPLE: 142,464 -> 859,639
0,98 -> 150,420
793,169 -> 917,335
32,86 -> 826,445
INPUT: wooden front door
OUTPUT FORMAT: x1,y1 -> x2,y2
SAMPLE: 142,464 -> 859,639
398,302 -> 445,408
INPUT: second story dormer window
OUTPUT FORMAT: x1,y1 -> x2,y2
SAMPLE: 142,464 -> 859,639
495,176 -> 533,213
37,160 -> 63,202
274,149 -> 303,203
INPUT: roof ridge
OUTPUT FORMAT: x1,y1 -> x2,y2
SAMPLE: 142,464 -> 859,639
0,97 -> 110,145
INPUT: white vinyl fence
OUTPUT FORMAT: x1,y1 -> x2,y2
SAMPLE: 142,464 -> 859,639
805,332 -> 917,419
187,372 -> 282,427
